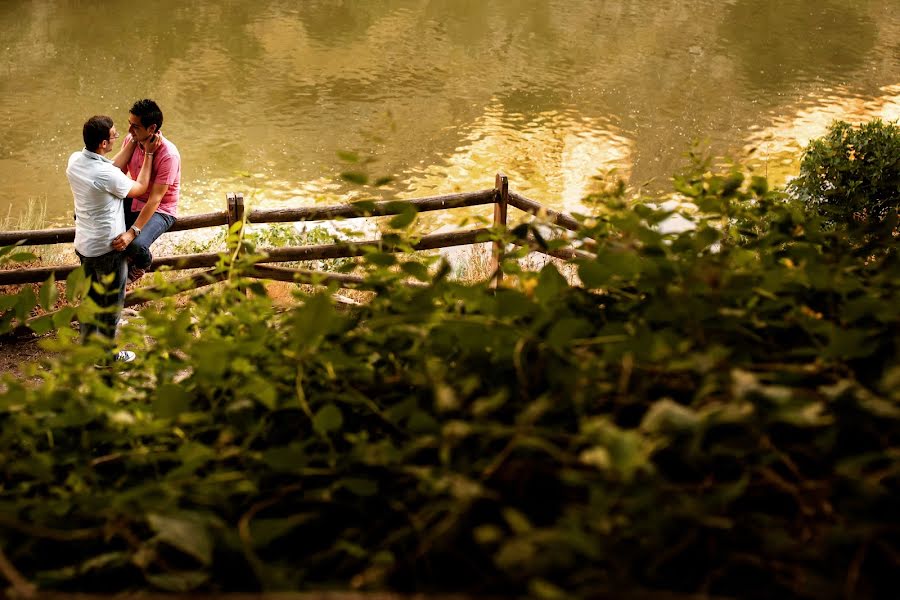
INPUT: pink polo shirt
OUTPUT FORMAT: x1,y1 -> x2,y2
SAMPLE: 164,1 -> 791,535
122,133 -> 181,217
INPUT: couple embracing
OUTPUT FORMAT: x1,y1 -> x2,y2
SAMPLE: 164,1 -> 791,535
65,98 -> 181,362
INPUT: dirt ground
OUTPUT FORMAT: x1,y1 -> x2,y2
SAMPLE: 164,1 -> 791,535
0,331 -> 55,380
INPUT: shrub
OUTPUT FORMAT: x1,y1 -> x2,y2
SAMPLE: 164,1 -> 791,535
0,165 -> 898,598
791,119 -> 900,224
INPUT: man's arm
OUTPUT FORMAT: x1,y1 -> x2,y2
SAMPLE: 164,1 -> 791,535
130,183 -> 168,231
112,136 -> 138,171
110,182 -> 169,251
93,137 -> 158,210
125,147 -> 157,199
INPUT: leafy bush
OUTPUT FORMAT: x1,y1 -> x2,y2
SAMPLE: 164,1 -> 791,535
791,119 -> 900,224
0,165 -> 898,598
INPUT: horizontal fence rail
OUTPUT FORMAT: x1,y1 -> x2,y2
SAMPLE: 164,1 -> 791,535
508,192 -> 582,233
246,190 -> 496,225
0,176 -> 590,290
0,190 -> 497,247
0,229 -> 494,286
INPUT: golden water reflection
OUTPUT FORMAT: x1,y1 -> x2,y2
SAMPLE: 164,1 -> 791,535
1,0 -> 898,230
744,84 -> 900,185
194,102 -> 635,231
402,102 -> 633,218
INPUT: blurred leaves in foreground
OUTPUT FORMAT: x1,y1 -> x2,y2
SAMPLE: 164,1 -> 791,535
0,154 -> 898,599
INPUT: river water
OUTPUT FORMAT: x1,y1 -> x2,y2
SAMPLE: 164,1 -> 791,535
1,0 -> 898,227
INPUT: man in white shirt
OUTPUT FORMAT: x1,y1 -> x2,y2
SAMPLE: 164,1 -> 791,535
66,115 -> 159,361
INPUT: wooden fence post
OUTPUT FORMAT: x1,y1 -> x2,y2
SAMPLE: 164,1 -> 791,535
226,193 -> 236,226
234,192 -> 245,225
490,173 -> 509,288
225,192 -> 247,293
226,192 -> 245,230
226,191 -> 246,252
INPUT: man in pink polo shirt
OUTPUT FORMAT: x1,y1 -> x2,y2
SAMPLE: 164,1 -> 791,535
111,98 -> 181,282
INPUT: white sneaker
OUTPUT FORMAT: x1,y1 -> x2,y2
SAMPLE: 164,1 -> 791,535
114,350 -> 136,363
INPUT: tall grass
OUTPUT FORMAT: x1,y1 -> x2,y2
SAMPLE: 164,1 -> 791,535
0,197 -> 73,267
1,198 -> 47,231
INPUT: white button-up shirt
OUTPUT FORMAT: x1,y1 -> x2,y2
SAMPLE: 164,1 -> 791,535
66,149 -> 134,257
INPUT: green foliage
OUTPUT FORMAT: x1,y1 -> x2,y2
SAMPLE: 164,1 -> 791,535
172,223 -> 358,273
1,247 -> 82,335
791,119 -> 900,224
1,163 -> 898,598
337,149 -> 394,188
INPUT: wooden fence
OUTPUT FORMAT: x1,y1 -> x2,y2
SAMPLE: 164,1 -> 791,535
0,174 -> 591,304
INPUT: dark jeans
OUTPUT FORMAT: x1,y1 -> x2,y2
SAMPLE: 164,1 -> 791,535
124,209 -> 176,269
76,249 -> 127,345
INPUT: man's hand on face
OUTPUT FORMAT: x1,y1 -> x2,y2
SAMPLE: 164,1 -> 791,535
142,132 -> 162,153
111,228 -> 136,252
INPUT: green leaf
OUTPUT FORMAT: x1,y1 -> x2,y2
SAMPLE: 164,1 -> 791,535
313,403 -> 343,433
350,200 -> 376,214
336,150 -> 360,163
408,409 -> 439,433
546,318 -> 592,350
825,328 -> 875,360
474,524 -> 504,544
695,225 -> 720,248
495,539 -> 536,569
771,401 -> 833,427
529,579 -> 568,599
178,442 -> 216,470
339,478 -> 379,496
0,295 -> 18,311
52,306 -> 76,329
535,264 -> 567,303
641,398 -> 700,433
389,206 -> 417,229
0,244 -> 19,260
290,292 -> 336,347
502,507 -> 533,534
8,251 -> 38,263
249,514 -> 317,547
152,384 -> 192,419
65,267 -> 88,302
36,551 -> 129,585
750,175 -> 768,196
335,540 -> 368,558
262,444 -> 306,472
38,274 -> 57,310
14,287 -> 36,320
578,260 -> 610,289
400,261 -> 430,282
147,513 -> 213,565
247,380 -> 277,410
28,315 -> 54,335
340,171 -> 368,185
365,251 -> 397,267
146,571 -> 209,592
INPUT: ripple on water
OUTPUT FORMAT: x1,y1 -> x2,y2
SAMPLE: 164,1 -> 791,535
743,83 -> 900,185
401,99 -> 634,225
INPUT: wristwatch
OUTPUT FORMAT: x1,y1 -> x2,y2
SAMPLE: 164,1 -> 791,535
131,225 -> 142,236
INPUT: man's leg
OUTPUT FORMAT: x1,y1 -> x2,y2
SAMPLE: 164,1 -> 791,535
78,251 -> 127,345
124,211 -> 175,278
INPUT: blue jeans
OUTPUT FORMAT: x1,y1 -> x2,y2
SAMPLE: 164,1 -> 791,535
124,209 -> 176,269
76,249 -> 127,345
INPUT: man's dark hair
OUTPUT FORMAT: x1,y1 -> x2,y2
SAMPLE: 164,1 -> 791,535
130,98 -> 163,131
82,115 -> 114,152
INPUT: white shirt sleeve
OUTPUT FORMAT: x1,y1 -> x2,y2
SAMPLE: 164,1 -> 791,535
92,164 -> 134,199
